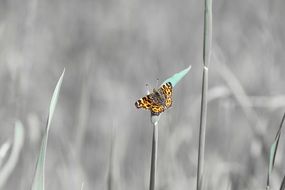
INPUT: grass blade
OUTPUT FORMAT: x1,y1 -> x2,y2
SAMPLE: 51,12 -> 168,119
280,175 -> 285,190
0,121 -> 24,188
267,112 -> 285,189
197,67 -> 209,190
0,141 -> 11,168
197,0 -> 212,189
31,69 -> 65,190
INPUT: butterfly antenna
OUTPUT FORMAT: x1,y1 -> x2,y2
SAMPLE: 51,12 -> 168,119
145,83 -> 150,95
156,78 -> 159,88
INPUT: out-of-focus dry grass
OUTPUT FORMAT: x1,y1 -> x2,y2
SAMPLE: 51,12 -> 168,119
0,0 -> 285,190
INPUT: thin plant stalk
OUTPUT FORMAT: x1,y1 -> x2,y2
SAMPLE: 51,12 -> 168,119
141,66 -> 190,190
197,0 -> 212,189
197,67 -> 209,190
107,125 -> 116,190
149,115 -> 159,190
75,58 -> 92,156
280,175 -> 285,190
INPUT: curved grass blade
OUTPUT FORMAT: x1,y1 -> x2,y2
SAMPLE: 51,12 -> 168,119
161,65 -> 191,87
31,69 -> 65,190
280,175 -> 285,190
0,121 -> 24,188
267,112 -> 285,189
0,141 -> 11,168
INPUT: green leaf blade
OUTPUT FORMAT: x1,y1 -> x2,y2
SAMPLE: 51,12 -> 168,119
31,69 -> 65,190
161,65 -> 191,87
269,140 -> 278,175
47,68 -> 65,131
267,112 -> 285,188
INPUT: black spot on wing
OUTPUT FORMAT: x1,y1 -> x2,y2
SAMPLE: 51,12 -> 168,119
135,101 -> 140,108
135,99 -> 143,108
167,82 -> 172,87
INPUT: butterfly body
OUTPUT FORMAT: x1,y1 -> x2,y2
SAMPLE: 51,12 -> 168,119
135,82 -> 173,115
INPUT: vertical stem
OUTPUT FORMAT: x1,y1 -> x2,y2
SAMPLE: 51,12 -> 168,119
279,175 -> 285,190
197,67 -> 209,190
107,125 -> 116,190
149,120 -> 159,190
197,0 -> 212,189
203,0 -> 212,68
75,60 -> 91,156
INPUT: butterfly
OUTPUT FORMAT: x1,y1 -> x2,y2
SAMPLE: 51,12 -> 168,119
135,82 -> 173,115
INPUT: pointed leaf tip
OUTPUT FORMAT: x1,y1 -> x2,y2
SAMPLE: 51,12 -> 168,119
161,65 -> 191,87
47,69 -> 65,129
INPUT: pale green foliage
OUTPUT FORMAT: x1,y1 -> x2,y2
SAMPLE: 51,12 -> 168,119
161,65 -> 191,87
267,113 -> 285,189
31,69 -> 65,190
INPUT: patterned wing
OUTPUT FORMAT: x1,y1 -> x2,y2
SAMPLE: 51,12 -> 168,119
159,82 -> 173,108
135,94 -> 153,110
135,82 -> 173,115
150,103 -> 165,115
135,93 -> 165,115
165,97 -> 172,108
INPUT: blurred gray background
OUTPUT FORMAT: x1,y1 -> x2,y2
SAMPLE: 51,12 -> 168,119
0,0 -> 285,189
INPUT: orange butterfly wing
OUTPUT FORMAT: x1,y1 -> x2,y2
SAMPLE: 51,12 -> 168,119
150,104 -> 165,114
135,95 -> 152,110
135,82 -> 173,115
160,82 -> 173,108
